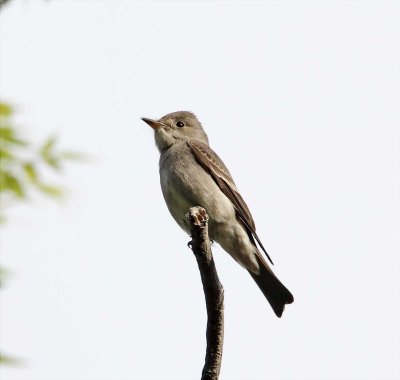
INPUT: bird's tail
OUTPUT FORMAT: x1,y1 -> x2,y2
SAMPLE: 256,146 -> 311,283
248,255 -> 294,318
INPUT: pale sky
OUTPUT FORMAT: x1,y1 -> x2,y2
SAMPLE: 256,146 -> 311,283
0,1 -> 399,379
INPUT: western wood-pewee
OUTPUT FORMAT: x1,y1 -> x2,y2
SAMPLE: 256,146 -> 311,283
142,111 -> 293,317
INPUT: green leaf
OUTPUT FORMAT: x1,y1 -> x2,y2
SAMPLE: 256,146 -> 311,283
0,149 -> 14,160
0,127 -> 14,141
45,157 -> 61,170
59,151 -> 87,161
40,136 -> 56,156
40,136 -> 61,170
23,162 -> 38,182
0,266 -> 12,287
0,172 -> 24,197
0,127 -> 28,146
0,352 -> 23,366
36,183 -> 63,197
0,103 -> 13,117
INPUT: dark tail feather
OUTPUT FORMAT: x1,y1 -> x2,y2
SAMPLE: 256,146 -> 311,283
249,257 -> 294,318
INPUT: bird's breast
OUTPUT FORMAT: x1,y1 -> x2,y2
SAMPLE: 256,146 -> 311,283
159,144 -> 236,236
159,145 -> 199,232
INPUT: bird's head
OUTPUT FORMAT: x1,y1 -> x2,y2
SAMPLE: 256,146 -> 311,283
141,111 -> 209,152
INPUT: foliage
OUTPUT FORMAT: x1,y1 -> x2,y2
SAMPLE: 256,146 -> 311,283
0,102 -> 85,364
1,0 -> 84,368
0,102 -> 85,221
0,352 -> 22,365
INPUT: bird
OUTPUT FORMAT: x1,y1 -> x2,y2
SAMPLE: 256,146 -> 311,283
141,111 -> 293,317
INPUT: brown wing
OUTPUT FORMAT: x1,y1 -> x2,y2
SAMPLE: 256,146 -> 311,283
187,140 -> 274,265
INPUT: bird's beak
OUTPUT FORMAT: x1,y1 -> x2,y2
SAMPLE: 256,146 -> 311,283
141,117 -> 166,130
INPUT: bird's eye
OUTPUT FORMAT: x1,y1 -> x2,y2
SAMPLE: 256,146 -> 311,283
176,121 -> 185,128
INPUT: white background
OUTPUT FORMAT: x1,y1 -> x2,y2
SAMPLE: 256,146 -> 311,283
0,1 -> 399,379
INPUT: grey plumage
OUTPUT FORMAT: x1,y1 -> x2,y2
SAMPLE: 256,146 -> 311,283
142,111 -> 293,317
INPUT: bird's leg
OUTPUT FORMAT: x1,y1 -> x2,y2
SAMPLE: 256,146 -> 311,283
187,207 -> 209,249
188,206 -> 208,227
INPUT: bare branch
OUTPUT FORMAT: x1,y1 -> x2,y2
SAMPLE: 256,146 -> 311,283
186,207 -> 224,380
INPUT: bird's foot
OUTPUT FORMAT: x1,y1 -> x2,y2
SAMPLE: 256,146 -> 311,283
187,206 -> 209,227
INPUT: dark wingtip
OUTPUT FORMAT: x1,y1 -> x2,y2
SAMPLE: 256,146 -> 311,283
253,236 -> 274,265
265,251 -> 274,266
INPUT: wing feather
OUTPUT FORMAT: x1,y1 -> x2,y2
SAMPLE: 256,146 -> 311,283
187,140 -> 274,265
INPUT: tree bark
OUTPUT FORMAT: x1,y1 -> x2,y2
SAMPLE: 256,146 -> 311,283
186,207 -> 224,380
